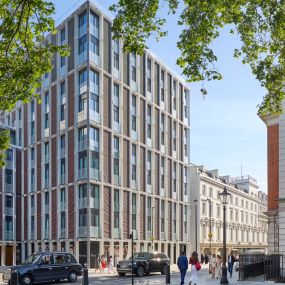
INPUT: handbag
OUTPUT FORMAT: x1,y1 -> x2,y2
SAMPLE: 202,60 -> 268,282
195,261 -> 201,271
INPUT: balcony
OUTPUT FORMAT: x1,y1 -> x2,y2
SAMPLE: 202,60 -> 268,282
114,175 -> 121,186
5,231 -> 14,241
146,231 -> 152,240
44,128 -> 49,138
60,174 -> 65,185
90,140 -> 99,152
44,204 -> 49,213
5,160 -> 13,169
31,207 -> 35,215
78,198 -> 88,209
90,168 -> 100,181
78,168 -> 87,180
113,228 -> 121,239
5,183 -> 13,193
78,226 -> 88,237
89,51 -> 100,66
161,232 -> 165,241
60,147 -> 65,157
30,183 -> 35,192
60,202 -> 66,211
79,82 -> 87,94
78,51 -> 87,65
59,64 -> 67,78
44,230 -> 49,240
78,139 -> 87,152
30,230 -> 35,240
90,226 -> 100,238
90,110 -> 101,125
90,197 -> 100,209
131,180 -> 138,190
172,191 -> 177,200
60,228 -> 66,239
184,233 -> 189,242
78,111 -> 87,123
44,179 -> 49,188
59,120 -> 65,131
79,23 -> 87,38
5,207 -> 13,216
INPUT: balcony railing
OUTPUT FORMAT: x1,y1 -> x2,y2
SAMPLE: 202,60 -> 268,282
78,168 -> 87,180
90,140 -> 99,152
44,230 -> 49,240
60,147 -> 65,157
5,183 -> 13,193
113,228 -> 121,239
44,204 -> 49,213
90,226 -> 100,238
79,24 -> 87,38
5,160 -> 13,169
30,230 -> 35,240
78,111 -> 87,123
146,231 -> 152,240
161,232 -> 165,241
60,174 -> 65,185
90,198 -> 100,209
90,168 -> 100,181
5,207 -> 13,216
5,231 -> 14,241
78,51 -> 87,65
78,198 -> 88,209
78,226 -> 88,237
78,139 -> 87,152
89,110 -> 101,124
114,175 -> 121,186
60,202 -> 66,211
60,228 -> 66,239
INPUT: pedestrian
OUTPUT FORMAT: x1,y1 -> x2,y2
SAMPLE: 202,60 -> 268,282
108,255 -> 116,274
101,255 -> 106,272
216,255 -> 222,279
211,254 -> 216,279
189,251 -> 200,285
228,251 -> 236,278
205,254 -> 209,264
201,254 -> 205,264
177,251 -> 188,285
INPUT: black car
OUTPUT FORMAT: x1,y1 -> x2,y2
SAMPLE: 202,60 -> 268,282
2,252 -> 83,285
116,252 -> 170,277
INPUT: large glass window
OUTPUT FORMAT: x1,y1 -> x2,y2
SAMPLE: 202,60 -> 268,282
113,39 -> 119,70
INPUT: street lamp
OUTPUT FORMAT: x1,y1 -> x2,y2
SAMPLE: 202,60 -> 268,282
194,198 -> 198,252
219,186 -> 231,285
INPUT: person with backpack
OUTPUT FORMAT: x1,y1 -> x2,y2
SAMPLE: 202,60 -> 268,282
177,251 -> 189,285
189,251 -> 201,285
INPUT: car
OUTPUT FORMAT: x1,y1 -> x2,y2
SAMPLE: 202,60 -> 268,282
116,252 -> 170,277
2,252 -> 83,285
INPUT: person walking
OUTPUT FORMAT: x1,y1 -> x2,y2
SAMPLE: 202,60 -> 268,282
211,254 -> 217,279
216,255 -> 222,279
177,251 -> 189,285
201,254 -> 205,264
108,256 -> 116,274
204,254 -> 209,264
189,251 -> 199,285
228,251 -> 236,278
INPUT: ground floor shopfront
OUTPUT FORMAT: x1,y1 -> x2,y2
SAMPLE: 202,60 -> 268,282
20,240 -> 190,268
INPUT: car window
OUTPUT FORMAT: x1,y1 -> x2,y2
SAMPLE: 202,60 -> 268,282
148,253 -> 154,259
65,254 -> 76,264
40,254 -> 52,265
53,254 -> 66,264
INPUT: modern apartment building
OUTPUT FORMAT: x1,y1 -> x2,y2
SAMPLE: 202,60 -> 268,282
1,0 -> 191,266
0,122 -> 22,266
190,165 -> 268,256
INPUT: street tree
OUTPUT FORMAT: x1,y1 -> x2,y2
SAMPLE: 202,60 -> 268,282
0,0 -> 68,166
110,0 -> 285,114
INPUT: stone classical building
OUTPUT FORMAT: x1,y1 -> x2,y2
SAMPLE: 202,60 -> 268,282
190,165 -> 268,256
0,0 -> 191,267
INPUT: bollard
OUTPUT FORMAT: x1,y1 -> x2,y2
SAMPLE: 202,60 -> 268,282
165,264 -> 171,284
82,263 -> 88,285
10,269 -> 18,285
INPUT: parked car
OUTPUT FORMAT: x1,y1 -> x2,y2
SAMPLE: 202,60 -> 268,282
116,252 -> 170,277
2,252 -> 83,285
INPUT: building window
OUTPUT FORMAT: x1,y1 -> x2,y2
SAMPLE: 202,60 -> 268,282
147,59 -> 151,92
131,52 -> 136,82
161,200 -> 165,233
44,113 -> 49,129
114,189 -> 120,229
78,35 -> 87,55
161,157 -> 165,189
217,206 -> 220,218
79,11 -> 87,31
5,196 -> 13,208
173,203 -> 177,234
147,151 -> 151,185
113,38 -> 119,70
147,197 -> 151,231
79,209 -> 87,227
132,193 -> 136,230
79,69 -> 87,91
173,162 -> 177,193
147,104 -> 152,139
161,113 -> 165,145
160,70 -> 165,102
202,203 -> 206,215
173,122 -> 177,151
173,81 -> 177,110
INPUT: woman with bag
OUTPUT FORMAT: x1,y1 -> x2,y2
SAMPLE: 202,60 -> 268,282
189,251 -> 200,285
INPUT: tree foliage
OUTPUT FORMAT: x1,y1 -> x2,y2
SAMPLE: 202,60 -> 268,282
110,0 -> 285,115
0,0 -> 68,165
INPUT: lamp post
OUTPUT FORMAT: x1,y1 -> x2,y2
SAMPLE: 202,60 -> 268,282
194,198 -> 198,252
219,186 -> 231,285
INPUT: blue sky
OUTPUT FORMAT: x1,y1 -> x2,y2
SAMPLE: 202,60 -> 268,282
52,0 -> 267,191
